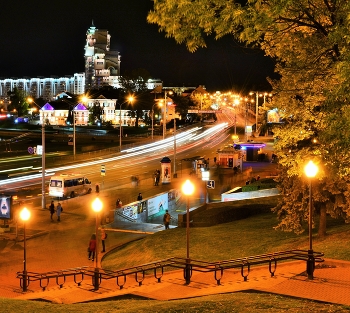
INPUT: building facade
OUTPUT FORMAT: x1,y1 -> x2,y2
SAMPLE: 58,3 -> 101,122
0,23 -> 163,112
84,23 -> 121,91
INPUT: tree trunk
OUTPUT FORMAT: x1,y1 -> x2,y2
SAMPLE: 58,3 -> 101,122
318,205 -> 327,238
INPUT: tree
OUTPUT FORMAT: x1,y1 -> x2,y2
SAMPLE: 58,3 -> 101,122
88,101 -> 103,125
119,69 -> 154,127
7,87 -> 30,117
148,1 -> 350,237
171,94 -> 194,121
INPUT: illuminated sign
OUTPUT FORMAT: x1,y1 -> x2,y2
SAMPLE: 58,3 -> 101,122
0,196 -> 12,220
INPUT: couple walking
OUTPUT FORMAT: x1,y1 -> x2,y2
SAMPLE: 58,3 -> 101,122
88,228 -> 108,261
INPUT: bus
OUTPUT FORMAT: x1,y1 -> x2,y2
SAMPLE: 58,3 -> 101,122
49,174 -> 92,198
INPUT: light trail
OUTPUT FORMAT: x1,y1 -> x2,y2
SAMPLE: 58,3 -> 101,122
0,123 -> 228,187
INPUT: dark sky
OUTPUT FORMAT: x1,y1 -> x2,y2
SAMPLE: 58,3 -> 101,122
0,0 -> 275,92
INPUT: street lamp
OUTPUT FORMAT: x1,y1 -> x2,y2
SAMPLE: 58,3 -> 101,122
181,179 -> 194,284
92,197 -> 103,290
28,98 -> 46,210
118,96 -> 134,151
233,98 -> 240,135
162,90 -> 173,140
20,207 -> 30,292
173,117 -> 177,178
249,91 -> 259,133
201,169 -> 210,204
151,101 -> 159,141
304,160 -> 319,280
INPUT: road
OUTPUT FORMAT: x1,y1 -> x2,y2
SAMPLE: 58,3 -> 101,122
0,121 -> 235,206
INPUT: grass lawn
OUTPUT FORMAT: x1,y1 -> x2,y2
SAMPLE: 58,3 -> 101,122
2,212 -> 350,312
102,212 -> 350,270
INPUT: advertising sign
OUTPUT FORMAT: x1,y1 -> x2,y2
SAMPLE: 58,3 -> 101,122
147,193 -> 168,217
36,145 -> 43,155
267,109 -> 282,123
122,204 -> 138,221
0,196 -> 12,219
162,163 -> 171,184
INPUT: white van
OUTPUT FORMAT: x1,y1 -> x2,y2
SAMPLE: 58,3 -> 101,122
49,174 -> 92,198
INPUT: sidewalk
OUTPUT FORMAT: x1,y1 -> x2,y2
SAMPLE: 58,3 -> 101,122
2,163 -> 350,306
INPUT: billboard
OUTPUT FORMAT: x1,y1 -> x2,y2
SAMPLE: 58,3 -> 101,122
267,109 -> 282,123
0,196 -> 12,219
147,193 -> 168,217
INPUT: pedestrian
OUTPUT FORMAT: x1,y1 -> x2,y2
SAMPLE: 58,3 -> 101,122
163,210 -> 172,230
49,201 -> 55,221
154,170 -> 158,186
96,183 -> 100,193
56,202 -> 63,222
137,193 -> 142,201
101,227 -> 107,253
156,170 -> 160,186
116,198 -> 122,208
88,234 -> 96,261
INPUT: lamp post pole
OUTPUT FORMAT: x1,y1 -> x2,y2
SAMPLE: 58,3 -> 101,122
182,180 -> 194,284
73,107 -> 76,159
118,96 -> 134,151
92,198 -> 103,291
304,160 -> 318,280
41,109 -> 46,210
163,91 -> 167,140
20,207 -> 30,292
233,98 -> 240,135
28,98 -> 45,209
119,103 -> 122,150
173,118 -> 177,178
255,92 -> 259,131
201,170 -> 209,204
151,102 -> 157,140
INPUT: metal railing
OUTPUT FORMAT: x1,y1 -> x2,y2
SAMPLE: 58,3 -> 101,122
17,249 -> 324,292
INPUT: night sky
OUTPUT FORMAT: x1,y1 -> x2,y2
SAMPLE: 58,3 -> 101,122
0,0 -> 275,92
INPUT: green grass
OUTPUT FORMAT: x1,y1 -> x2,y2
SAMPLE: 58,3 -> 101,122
102,212 -> 350,270
2,212 -> 350,312
1,293 -> 350,313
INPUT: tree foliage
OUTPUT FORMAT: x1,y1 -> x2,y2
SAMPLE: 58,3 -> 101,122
7,87 -> 29,117
118,70 -> 154,127
148,0 -> 350,237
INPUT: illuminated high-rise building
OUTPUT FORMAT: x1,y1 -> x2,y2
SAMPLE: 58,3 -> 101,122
84,23 -> 121,91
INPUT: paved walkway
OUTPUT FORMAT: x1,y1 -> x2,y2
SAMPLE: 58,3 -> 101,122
1,161 -> 350,306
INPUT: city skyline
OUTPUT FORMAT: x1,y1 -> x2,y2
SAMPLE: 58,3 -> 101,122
0,0 -> 275,92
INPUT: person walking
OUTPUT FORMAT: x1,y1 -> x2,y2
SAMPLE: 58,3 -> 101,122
49,201 -> 55,221
137,193 -> 142,201
163,210 -> 172,230
116,198 -> 122,208
101,227 -> 107,253
156,170 -> 160,186
88,234 -> 96,261
56,202 -> 62,222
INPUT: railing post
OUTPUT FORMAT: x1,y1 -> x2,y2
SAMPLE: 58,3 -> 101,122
93,268 -> 100,291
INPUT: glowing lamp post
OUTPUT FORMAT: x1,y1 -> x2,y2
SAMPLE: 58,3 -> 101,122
201,169 -> 210,204
20,207 -> 31,292
233,98 -> 240,135
304,160 -> 318,280
92,197 -> 103,290
119,96 -> 134,151
181,179 -> 195,284
162,90 -> 173,140
28,98 -> 45,210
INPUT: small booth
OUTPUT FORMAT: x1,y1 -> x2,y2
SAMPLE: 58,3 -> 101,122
217,147 -> 242,169
239,142 -> 266,161
160,157 -> 171,184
